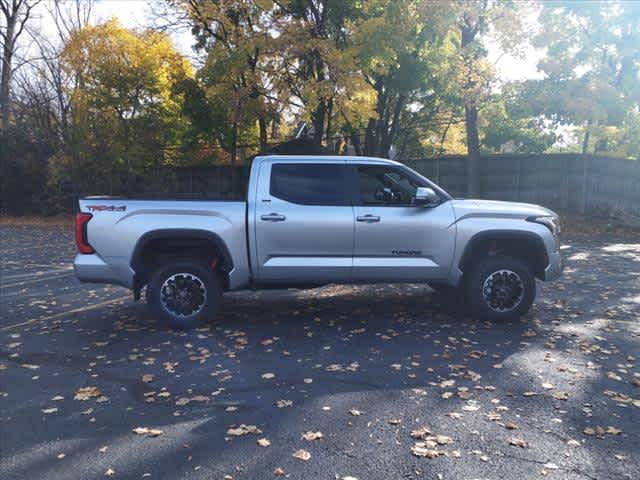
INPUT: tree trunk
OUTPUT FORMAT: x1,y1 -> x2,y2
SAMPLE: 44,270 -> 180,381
581,125 -> 590,155
465,103 -> 481,197
311,100 -> 326,147
0,10 -> 16,132
258,115 -> 268,153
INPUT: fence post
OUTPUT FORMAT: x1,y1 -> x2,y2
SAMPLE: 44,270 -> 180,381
581,155 -> 589,215
515,156 -> 521,202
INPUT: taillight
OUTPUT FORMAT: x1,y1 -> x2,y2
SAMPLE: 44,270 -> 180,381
75,212 -> 94,254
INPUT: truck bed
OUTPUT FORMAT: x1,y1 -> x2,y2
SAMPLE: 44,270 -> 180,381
76,198 -> 250,289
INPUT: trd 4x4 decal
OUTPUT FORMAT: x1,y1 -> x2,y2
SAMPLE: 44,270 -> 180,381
87,205 -> 126,212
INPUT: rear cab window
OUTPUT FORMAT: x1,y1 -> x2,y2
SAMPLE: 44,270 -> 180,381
270,163 -> 349,205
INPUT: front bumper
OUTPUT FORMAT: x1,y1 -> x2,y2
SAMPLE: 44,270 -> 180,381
544,248 -> 563,281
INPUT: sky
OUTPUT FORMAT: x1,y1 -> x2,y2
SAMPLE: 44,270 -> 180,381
29,0 -> 546,84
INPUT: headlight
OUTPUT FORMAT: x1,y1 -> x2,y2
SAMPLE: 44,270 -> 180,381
527,215 -> 561,236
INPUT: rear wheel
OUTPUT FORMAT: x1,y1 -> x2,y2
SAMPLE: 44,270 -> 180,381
465,255 -> 535,321
146,259 -> 222,329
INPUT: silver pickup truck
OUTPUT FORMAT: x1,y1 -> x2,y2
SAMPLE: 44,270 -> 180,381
74,155 -> 562,329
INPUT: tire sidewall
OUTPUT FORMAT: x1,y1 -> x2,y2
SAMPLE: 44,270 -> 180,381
465,255 -> 536,321
147,259 -> 221,329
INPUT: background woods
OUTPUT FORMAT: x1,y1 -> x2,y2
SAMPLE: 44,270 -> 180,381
0,0 -> 638,214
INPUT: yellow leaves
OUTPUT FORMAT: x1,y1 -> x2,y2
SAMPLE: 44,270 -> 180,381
62,18 -> 191,132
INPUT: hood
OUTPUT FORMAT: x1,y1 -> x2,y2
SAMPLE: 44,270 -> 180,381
450,198 -> 557,221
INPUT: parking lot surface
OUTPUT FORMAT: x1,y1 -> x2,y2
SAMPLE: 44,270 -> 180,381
1,220 -> 639,480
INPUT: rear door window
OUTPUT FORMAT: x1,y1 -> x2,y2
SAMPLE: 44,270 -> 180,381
270,163 -> 348,205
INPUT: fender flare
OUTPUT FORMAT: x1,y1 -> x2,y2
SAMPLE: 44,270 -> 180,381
130,228 -> 234,275
458,229 -> 548,271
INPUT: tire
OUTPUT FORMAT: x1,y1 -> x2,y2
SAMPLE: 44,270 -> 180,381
146,258 -> 222,329
465,254 -> 535,321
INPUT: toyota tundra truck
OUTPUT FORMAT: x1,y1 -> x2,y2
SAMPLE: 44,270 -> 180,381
74,155 -> 563,329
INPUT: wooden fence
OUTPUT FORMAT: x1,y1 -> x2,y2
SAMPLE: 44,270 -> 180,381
404,154 -> 640,216
106,153 -> 638,217
5,153 -> 637,216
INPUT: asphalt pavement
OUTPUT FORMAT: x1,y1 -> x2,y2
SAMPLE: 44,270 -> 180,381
1,220 -> 639,480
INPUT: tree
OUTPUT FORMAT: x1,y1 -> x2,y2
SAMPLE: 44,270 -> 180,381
270,0 -> 376,148
450,0 -> 528,196
0,0 -> 40,131
480,90 -> 555,154
177,0 -> 277,162
350,0 -> 458,158
59,19 -> 193,181
530,0 -> 640,155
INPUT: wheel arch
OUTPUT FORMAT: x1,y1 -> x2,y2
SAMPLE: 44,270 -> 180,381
131,229 -> 234,290
459,230 -> 549,280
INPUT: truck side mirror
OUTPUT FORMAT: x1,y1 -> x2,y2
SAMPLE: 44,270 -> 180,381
414,187 -> 439,207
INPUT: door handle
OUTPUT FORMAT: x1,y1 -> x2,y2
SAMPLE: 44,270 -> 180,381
356,214 -> 380,223
261,213 -> 286,222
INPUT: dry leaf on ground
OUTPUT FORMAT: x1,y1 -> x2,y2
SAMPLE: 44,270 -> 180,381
293,449 -> 311,461
302,431 -> 323,441
227,424 -> 262,436
74,387 -> 101,401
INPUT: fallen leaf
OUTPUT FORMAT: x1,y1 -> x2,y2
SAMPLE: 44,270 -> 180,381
132,427 -> 163,437
227,424 -> 262,436
349,409 -> 363,416
261,373 -> 275,380
292,449 -> 311,461
105,468 -> 115,476
552,391 -> 569,401
302,431 -> 323,441
142,374 -> 154,383
42,407 -> 58,414
276,399 -> 292,408
273,467 -> 285,476
74,386 -> 101,401
509,438 -> 528,448
257,438 -> 271,447
410,427 -> 432,439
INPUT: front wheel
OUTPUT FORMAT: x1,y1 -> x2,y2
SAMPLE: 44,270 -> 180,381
146,259 -> 222,329
465,255 -> 535,321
